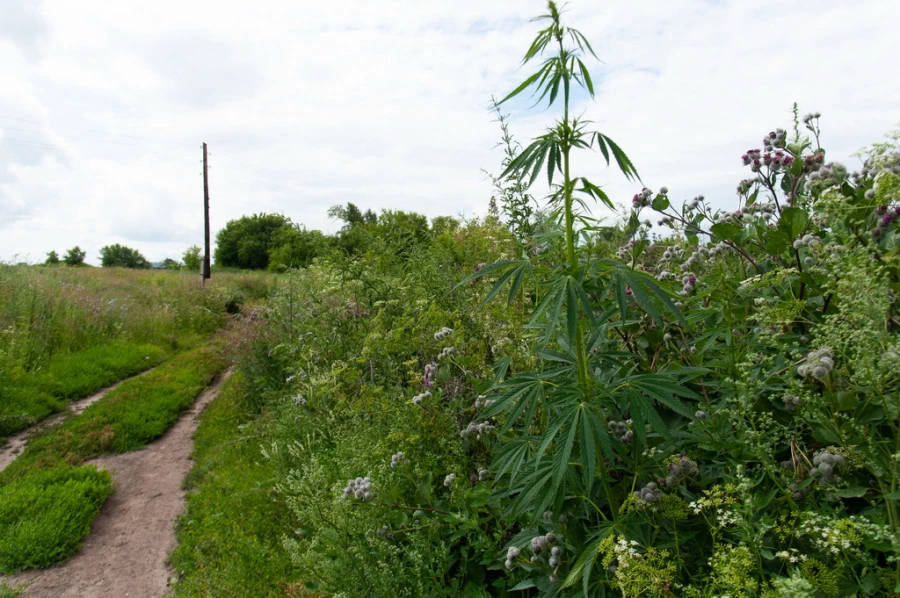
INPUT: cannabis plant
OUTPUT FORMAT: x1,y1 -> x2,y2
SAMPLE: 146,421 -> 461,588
472,2 -> 695,594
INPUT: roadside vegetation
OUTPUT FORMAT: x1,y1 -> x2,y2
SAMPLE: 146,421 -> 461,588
0,266 -> 275,441
171,2 -> 900,596
0,343 -> 228,572
2,2 -> 897,594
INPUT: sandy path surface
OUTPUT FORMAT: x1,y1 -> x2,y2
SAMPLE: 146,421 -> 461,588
0,370 -> 156,473
2,369 -> 232,598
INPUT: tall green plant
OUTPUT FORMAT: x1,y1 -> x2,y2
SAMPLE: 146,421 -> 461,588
471,3 -> 692,593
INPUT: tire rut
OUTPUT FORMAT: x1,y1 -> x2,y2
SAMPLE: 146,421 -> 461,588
2,368 -> 233,598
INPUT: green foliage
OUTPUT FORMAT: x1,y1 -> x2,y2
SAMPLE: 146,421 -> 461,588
214,213 -> 293,270
169,372 -> 296,596
99,243 -> 151,269
62,246 -> 86,266
0,343 -> 167,439
267,225 -> 328,271
43,250 -> 60,266
0,465 -> 113,572
171,5 -> 900,596
182,245 -> 202,272
1,344 -> 226,480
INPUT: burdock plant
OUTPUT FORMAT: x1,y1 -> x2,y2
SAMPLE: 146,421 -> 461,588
473,2 -> 695,593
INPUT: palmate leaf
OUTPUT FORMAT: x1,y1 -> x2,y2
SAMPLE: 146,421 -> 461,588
562,524 -> 615,594
577,177 -> 614,210
623,372 -> 699,419
455,259 -> 534,309
592,131 -> 640,182
594,259 -> 686,327
492,435 -> 537,486
481,373 -> 546,434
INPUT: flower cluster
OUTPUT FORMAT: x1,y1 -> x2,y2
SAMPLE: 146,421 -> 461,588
632,187 -> 653,209
530,532 -> 558,555
411,389 -> 431,405
443,473 -> 455,487
679,274 -> 698,297
389,451 -> 408,468
792,233 -> 821,250
872,204 -> 900,239
810,450 -> 845,485
783,393 -> 801,411
633,481 -> 662,504
607,419 -> 633,443
741,147 -> 794,174
342,476 -> 374,501
797,347 -> 834,380
423,362 -> 437,387
503,545 -> 521,570
433,326 -> 453,341
787,481 -> 810,501
663,455 -> 699,487
438,346 -> 457,359
763,128 -> 787,150
459,420 -> 494,439
473,396 -> 495,409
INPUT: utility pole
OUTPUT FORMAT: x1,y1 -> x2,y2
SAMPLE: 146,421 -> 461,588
202,142 -> 211,284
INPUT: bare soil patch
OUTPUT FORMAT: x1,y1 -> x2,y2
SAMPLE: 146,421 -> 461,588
2,369 -> 232,598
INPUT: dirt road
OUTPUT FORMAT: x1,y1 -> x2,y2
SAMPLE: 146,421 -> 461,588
2,370 -> 231,598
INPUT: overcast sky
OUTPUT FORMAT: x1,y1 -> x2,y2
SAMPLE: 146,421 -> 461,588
1,0 -> 897,265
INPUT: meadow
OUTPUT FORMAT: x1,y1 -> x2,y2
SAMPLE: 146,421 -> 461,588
3,2 -> 899,596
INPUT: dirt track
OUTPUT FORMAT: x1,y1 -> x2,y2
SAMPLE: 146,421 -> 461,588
2,370 -> 231,598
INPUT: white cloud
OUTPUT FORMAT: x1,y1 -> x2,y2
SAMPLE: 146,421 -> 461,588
1,0 -> 898,264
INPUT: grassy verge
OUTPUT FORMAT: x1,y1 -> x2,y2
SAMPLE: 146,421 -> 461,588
0,343 -> 168,440
0,344 -> 229,573
0,466 -> 113,572
168,372 -> 296,597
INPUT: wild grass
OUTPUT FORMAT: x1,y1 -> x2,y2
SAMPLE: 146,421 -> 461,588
0,265 -> 275,438
0,465 -> 113,572
0,265 -> 276,374
168,372 -> 297,597
1,344 -> 228,482
0,342 -> 228,573
0,343 -> 167,440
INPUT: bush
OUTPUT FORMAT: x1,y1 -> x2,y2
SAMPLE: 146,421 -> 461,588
99,243 -> 151,269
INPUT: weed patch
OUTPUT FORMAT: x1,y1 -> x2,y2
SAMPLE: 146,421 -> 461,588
168,372 -> 296,597
0,343 -> 167,440
0,465 -> 113,572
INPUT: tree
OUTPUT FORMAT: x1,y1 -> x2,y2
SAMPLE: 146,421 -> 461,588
44,250 -> 60,265
99,244 -> 151,268
214,213 -> 293,270
182,245 -> 202,272
268,226 -> 328,271
63,246 -> 86,266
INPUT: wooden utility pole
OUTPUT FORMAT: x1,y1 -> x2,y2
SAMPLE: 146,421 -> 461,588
202,142 -> 211,283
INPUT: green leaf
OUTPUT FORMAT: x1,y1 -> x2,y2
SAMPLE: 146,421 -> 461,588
651,193 -> 669,212
778,206 -> 809,238
710,222 -> 742,242
509,579 -> 537,591
499,70 -> 543,105
832,486 -> 869,498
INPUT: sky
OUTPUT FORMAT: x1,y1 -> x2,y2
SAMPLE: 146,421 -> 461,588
1,0 -> 898,265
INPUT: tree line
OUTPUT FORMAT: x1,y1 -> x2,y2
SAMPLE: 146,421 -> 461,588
40,203 -> 460,271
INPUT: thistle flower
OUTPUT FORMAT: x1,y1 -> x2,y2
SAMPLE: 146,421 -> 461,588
343,476 -> 374,501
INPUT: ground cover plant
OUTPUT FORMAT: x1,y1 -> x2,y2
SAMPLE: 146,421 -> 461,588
196,2 -> 900,596
0,343 -> 228,572
168,371 -> 297,597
